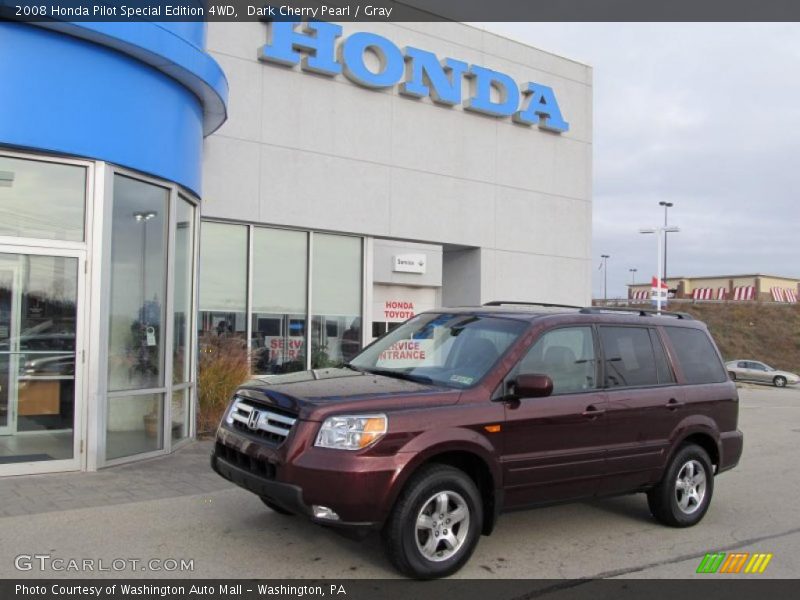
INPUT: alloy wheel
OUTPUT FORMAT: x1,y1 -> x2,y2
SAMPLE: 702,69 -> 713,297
415,490 -> 471,562
675,459 -> 707,514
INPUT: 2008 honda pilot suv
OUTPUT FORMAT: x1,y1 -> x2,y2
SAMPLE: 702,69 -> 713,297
212,303 -> 743,578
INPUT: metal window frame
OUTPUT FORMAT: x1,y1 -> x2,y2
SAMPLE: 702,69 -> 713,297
199,218 -> 366,376
0,148 -> 94,477
99,166 -> 200,469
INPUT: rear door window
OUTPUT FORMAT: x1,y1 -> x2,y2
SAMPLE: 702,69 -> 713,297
650,329 -> 676,384
664,327 -> 727,384
599,326 -> 660,388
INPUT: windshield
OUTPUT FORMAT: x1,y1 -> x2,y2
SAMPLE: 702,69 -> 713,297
349,313 -> 528,388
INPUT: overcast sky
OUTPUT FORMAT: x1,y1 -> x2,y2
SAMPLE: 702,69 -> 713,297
480,23 -> 800,298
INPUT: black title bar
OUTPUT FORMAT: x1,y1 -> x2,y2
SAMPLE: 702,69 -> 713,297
3,0 -> 800,22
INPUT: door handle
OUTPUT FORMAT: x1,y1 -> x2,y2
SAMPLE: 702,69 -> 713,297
582,404 -> 605,418
665,398 -> 684,410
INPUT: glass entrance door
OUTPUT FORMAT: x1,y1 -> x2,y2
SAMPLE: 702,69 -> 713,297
0,251 -> 81,467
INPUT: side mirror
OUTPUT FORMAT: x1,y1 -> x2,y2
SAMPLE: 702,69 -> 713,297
513,374 -> 553,398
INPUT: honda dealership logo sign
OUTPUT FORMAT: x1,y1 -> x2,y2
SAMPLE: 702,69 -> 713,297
259,22 -> 569,133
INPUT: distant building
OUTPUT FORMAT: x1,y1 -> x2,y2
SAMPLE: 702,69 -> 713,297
628,274 -> 799,303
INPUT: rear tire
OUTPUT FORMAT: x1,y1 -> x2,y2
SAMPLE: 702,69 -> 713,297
260,497 -> 294,515
648,444 -> 714,528
383,464 -> 482,579
774,376 -> 787,388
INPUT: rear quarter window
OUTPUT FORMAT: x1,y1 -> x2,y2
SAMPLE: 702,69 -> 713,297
664,327 -> 727,384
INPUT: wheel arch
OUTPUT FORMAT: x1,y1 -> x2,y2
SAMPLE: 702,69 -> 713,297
670,428 -> 721,472
388,435 -> 502,536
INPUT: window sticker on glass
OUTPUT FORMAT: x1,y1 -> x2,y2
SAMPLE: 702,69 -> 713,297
449,374 -> 474,386
376,339 -> 433,368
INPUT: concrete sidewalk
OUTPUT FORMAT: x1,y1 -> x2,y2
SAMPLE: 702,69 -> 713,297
0,441 -> 231,518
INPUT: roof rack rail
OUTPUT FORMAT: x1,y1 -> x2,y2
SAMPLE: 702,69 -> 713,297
483,300 -> 582,309
579,306 -> 693,320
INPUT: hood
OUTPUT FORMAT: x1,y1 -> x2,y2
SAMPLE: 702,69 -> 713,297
235,368 -> 460,420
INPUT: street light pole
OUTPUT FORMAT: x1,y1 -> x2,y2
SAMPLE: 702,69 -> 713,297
600,254 -> 610,303
629,268 -> 638,285
640,226 -> 679,314
659,201 -> 674,283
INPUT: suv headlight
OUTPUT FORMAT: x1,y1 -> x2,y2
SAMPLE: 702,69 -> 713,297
315,414 -> 387,450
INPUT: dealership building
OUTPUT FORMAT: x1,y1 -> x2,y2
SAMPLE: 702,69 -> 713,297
0,20 -> 592,475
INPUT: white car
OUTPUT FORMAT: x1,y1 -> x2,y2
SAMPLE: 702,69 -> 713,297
725,360 -> 800,387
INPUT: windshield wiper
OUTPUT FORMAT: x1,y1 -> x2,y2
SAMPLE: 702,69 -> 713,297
360,367 -> 433,384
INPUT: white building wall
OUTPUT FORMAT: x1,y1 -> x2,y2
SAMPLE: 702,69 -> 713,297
203,21 -> 593,306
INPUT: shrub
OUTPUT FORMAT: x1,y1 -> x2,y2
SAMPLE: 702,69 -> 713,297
197,334 -> 250,435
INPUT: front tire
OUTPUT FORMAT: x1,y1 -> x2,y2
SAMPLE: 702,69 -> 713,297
647,444 -> 714,527
383,464 -> 483,579
774,376 -> 787,388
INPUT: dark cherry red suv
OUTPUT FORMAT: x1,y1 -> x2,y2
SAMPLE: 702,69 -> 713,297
211,303 -> 743,578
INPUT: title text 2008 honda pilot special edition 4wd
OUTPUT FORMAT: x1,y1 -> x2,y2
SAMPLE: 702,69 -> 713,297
212,303 -> 743,578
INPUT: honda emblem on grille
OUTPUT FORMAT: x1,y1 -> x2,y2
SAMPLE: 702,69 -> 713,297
247,409 -> 261,430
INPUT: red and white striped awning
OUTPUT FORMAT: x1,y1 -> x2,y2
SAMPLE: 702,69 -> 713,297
692,288 -> 714,300
771,287 -> 798,303
733,286 -> 755,301
631,290 -> 649,301
717,287 -> 728,300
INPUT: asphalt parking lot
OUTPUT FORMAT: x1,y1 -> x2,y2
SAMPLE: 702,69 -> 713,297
0,385 -> 798,580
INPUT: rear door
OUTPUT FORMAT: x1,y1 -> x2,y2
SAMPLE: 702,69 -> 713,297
501,325 -> 607,507
598,325 -> 681,494
749,361 -> 770,383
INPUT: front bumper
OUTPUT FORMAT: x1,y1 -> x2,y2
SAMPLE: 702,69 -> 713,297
211,451 -> 380,536
211,422 -> 405,532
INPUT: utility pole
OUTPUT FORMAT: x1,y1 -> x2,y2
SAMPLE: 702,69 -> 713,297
600,254 -> 610,303
659,201 -> 674,283
640,226 -> 680,314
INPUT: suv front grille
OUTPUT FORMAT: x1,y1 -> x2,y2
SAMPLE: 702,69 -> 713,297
215,442 -> 276,479
228,397 -> 297,445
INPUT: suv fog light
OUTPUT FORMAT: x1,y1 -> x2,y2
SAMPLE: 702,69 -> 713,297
312,505 -> 340,521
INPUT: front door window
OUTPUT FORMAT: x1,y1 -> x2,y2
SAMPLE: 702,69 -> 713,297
0,253 -> 78,464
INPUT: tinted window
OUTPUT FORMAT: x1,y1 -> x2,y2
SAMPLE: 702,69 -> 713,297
516,327 -> 597,394
664,327 -> 727,384
650,329 -> 676,384
599,326 -> 660,387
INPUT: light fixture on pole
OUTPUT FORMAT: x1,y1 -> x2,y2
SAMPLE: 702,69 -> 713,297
658,201 -> 674,282
600,254 -> 610,303
629,267 -> 638,285
640,226 -> 679,314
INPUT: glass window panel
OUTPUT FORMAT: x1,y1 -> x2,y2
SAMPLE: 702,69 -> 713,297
599,326 -> 659,388
0,254 -> 78,463
311,234 -> 362,368
173,199 -> 195,383
516,326 -> 597,394
171,387 -> 191,442
199,222 -> 247,342
251,228 -> 307,375
107,175 -> 169,391
106,393 -> 164,460
0,156 -> 86,242
664,327 -> 728,384
650,329 -> 676,384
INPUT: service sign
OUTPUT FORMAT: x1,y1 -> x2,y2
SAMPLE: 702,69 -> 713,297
393,254 -> 426,274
